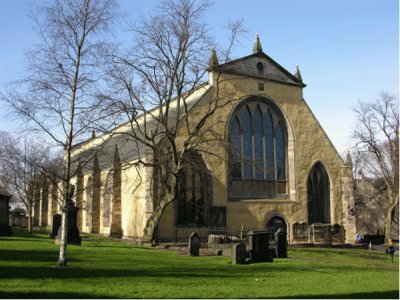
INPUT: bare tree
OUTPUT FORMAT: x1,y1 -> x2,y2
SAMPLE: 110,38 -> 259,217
0,132 -> 59,233
352,91 -> 399,241
97,0 -> 244,241
1,0 -> 117,266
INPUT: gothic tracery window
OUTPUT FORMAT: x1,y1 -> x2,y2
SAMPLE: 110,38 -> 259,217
228,98 -> 288,199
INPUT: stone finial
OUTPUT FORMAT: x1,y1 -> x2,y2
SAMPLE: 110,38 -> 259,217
252,33 -> 263,54
208,47 -> 219,70
91,130 -> 96,139
294,65 -> 303,82
345,151 -> 353,168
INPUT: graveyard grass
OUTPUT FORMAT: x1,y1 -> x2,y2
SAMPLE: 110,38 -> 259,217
0,229 -> 398,299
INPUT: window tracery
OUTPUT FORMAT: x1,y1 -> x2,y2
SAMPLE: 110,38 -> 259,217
228,98 -> 287,199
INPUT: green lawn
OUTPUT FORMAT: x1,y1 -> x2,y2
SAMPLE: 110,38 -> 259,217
0,229 -> 398,299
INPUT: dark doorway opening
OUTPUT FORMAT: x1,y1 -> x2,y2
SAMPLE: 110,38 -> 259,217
267,216 -> 287,232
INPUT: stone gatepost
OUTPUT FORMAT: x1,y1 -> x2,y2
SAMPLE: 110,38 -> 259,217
110,145 -> 123,238
91,154 -> 101,234
341,165 -> 356,244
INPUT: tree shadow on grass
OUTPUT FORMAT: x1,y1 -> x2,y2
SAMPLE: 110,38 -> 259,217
0,237 -> 53,243
1,261 -> 397,281
0,289 -> 398,299
0,250 -> 59,263
0,291 -> 101,299
278,290 -> 399,299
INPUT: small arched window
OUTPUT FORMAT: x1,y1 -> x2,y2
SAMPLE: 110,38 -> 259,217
228,97 -> 287,199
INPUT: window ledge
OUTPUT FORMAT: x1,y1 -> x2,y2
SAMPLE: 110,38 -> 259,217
228,197 -> 297,204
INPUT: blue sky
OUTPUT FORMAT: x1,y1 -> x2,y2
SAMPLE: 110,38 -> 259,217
0,0 -> 398,155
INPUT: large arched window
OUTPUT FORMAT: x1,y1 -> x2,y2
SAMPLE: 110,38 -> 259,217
228,97 -> 287,199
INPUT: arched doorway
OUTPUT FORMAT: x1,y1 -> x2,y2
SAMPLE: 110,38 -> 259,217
307,162 -> 330,224
267,216 -> 287,232
175,151 -> 211,226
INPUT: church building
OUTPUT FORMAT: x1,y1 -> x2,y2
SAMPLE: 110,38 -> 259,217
37,35 -> 356,244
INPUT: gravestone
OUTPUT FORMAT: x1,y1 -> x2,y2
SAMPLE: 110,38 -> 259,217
274,228 -> 288,258
309,223 -> 332,243
232,243 -> 246,265
0,192 -> 12,236
49,214 -> 62,238
248,230 -> 273,262
55,185 -> 81,245
188,232 -> 200,256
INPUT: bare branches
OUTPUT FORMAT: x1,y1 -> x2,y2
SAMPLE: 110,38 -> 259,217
352,92 -> 399,189
221,19 -> 247,63
352,91 -> 399,241
0,132 -> 61,233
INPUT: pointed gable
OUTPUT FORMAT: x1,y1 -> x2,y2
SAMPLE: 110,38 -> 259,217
218,53 -> 305,87
215,34 -> 305,87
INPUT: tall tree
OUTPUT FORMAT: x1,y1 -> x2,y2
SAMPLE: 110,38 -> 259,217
99,0 -> 244,241
0,132 -> 58,233
352,91 -> 399,241
1,0 -> 117,266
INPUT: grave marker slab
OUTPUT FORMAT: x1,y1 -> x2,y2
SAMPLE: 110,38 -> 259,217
49,214 -> 62,238
188,232 -> 200,256
248,230 -> 273,262
274,228 -> 288,258
232,243 -> 246,265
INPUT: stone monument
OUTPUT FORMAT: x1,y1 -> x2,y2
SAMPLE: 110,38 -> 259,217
55,185 -> 81,245
248,230 -> 273,262
49,214 -> 62,238
232,243 -> 246,265
188,232 -> 200,256
274,228 -> 288,258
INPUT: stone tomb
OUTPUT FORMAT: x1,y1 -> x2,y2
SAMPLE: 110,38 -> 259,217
309,223 -> 332,244
248,230 -> 273,262
188,232 -> 200,256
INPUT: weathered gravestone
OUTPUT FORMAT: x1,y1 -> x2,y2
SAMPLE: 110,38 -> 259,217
274,228 -> 288,258
248,230 -> 273,262
55,186 -> 81,245
232,243 -> 246,265
188,232 -> 200,256
49,214 -> 61,238
0,191 -> 12,236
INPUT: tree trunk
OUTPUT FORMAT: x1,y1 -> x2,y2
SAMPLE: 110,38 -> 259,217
58,206 -> 68,267
142,176 -> 177,242
28,211 -> 32,234
384,196 -> 399,242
